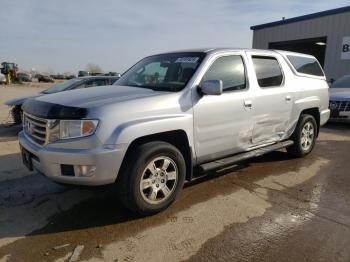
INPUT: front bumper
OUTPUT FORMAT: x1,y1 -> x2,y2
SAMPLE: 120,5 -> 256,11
328,99 -> 350,123
19,131 -> 127,186
329,110 -> 350,123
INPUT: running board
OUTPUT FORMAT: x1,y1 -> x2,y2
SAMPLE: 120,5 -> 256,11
198,140 -> 294,173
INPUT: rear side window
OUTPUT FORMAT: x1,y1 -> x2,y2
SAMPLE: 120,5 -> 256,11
287,55 -> 324,77
252,56 -> 283,88
202,55 -> 246,92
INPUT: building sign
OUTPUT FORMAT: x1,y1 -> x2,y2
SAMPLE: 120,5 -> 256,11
341,36 -> 350,60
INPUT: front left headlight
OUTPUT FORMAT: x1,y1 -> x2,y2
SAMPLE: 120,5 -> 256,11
60,119 -> 99,140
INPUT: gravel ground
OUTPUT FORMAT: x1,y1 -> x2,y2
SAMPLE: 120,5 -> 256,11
0,83 -> 49,122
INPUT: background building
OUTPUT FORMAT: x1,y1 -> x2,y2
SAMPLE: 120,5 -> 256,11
251,6 -> 350,81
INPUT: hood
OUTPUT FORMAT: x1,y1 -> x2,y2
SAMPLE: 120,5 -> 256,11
5,94 -> 41,106
22,85 -> 173,119
35,85 -> 165,108
329,88 -> 350,101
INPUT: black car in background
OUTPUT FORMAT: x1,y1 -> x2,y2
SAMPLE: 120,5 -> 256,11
5,76 -> 119,124
78,70 -> 90,77
50,74 -> 76,80
37,75 -> 55,83
17,72 -> 32,82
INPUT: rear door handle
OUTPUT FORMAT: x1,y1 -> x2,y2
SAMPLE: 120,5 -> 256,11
244,100 -> 252,108
285,95 -> 291,101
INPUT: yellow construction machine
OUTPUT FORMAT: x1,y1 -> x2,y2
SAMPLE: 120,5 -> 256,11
1,62 -> 18,84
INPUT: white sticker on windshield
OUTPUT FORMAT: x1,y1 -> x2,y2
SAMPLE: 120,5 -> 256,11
175,57 -> 199,63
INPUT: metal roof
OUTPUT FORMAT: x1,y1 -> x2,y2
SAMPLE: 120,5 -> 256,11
154,48 -> 314,58
154,48 -> 267,55
251,5 -> 350,30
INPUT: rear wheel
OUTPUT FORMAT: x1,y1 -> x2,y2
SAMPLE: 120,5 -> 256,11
287,114 -> 317,157
117,141 -> 186,215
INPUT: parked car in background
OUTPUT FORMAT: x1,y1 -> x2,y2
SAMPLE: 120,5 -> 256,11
65,74 -> 76,80
78,70 -> 89,77
0,74 -> 5,84
104,72 -> 121,77
5,76 -> 119,124
51,74 -> 77,80
19,49 -> 329,215
17,72 -> 32,82
50,74 -> 66,80
329,75 -> 350,122
37,75 -> 54,83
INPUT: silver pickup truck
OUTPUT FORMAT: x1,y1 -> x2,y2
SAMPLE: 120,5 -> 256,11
19,48 -> 330,215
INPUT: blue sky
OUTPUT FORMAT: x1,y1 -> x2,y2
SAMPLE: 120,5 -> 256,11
0,0 -> 349,73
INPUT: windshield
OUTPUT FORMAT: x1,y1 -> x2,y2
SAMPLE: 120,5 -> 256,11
331,75 -> 350,88
42,78 -> 82,94
114,52 -> 205,92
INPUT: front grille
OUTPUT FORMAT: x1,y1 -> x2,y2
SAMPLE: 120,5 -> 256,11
23,113 -> 48,145
330,101 -> 350,112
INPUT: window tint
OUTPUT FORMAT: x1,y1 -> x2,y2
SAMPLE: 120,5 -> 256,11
74,83 -> 84,89
135,62 -> 168,84
75,79 -> 107,89
287,55 -> 324,77
202,55 -> 246,92
252,56 -> 283,88
83,79 -> 107,88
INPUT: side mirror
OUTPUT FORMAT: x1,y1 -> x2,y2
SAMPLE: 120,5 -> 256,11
200,80 -> 223,96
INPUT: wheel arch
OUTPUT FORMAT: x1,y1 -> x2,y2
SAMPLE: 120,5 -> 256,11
117,130 -> 194,182
300,107 -> 320,136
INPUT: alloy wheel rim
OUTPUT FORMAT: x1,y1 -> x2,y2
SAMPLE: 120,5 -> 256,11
300,122 -> 314,151
140,156 -> 178,204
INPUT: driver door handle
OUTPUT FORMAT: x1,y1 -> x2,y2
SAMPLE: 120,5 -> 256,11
285,95 -> 291,101
244,100 -> 253,108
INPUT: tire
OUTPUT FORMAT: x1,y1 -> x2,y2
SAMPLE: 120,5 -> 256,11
117,141 -> 186,215
287,114 -> 317,158
12,106 -> 22,125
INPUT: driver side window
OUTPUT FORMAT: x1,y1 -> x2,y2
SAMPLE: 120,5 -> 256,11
202,55 -> 247,92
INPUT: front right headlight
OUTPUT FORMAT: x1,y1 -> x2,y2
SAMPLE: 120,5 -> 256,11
60,119 -> 99,140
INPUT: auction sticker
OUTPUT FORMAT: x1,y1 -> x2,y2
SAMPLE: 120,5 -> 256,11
175,57 -> 199,63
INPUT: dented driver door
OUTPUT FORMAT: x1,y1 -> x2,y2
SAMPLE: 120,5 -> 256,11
192,52 -> 254,164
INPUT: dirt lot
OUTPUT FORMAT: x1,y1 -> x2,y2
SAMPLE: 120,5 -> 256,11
0,85 -> 349,262
0,84 -> 48,182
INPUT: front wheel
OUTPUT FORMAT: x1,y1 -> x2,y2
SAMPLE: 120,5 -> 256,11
287,114 -> 317,157
117,141 -> 186,215
12,105 -> 23,125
